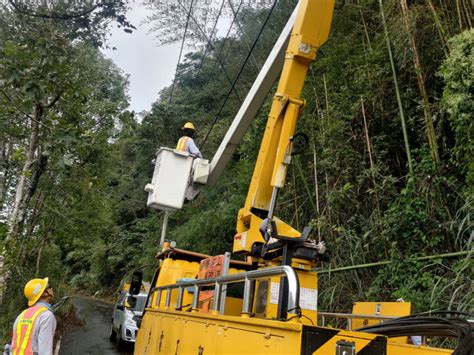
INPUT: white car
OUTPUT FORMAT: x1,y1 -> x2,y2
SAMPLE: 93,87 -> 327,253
110,290 -> 147,350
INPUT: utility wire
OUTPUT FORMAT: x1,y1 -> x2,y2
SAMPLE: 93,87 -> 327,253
226,0 -> 261,72
202,0 -> 245,89
176,0 -> 242,102
199,0 -> 278,149
168,0 -> 196,108
194,0 -> 226,79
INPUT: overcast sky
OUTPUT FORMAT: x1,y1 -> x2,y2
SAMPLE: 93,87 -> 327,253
103,3 -> 182,113
103,2 -> 234,114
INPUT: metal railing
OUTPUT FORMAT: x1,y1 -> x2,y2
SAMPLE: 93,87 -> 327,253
151,265 -> 300,316
318,311 -> 398,330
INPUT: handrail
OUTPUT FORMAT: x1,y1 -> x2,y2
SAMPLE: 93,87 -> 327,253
318,311 -> 398,321
318,311 -> 398,331
151,265 -> 300,316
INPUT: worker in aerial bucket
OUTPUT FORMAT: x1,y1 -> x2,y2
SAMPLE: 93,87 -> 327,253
10,277 -> 57,355
176,122 -> 203,158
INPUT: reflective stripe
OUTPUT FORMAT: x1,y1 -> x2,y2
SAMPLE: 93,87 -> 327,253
176,137 -> 189,151
13,306 -> 47,355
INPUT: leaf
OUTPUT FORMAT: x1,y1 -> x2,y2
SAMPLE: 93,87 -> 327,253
63,153 -> 74,166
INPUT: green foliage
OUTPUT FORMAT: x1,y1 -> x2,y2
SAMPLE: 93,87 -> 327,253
1,2 -> 472,345
438,29 -> 474,192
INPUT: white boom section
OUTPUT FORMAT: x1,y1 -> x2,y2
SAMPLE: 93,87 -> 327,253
207,6 -> 298,186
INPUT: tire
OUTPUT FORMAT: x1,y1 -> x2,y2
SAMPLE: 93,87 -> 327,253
109,326 -> 117,341
115,328 -> 125,351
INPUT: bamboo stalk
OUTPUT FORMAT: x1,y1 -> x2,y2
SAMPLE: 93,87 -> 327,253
361,97 -> 375,177
379,0 -> 414,177
425,0 -> 450,55
455,0 -> 464,31
316,251 -> 472,274
461,0 -> 472,28
400,0 -> 440,164
294,157 -> 318,214
313,145 -> 321,243
357,0 -> 373,51
323,74 -> 330,124
292,168 -> 300,230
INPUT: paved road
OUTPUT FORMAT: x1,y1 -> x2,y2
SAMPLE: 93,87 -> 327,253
60,297 -> 133,355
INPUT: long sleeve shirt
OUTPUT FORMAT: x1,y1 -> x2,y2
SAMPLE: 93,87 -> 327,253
12,302 -> 57,355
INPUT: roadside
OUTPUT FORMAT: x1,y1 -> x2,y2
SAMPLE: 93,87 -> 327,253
59,297 -> 133,355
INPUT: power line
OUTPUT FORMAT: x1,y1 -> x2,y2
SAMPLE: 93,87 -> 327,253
200,0 -> 278,149
203,0 -> 244,89
176,0 -> 242,102
194,0 -> 227,79
168,0 -> 196,108
202,0 -> 245,89
226,0 -> 261,72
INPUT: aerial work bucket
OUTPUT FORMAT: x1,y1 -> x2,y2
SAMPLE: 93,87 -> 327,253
145,147 -> 210,211
145,148 -> 194,211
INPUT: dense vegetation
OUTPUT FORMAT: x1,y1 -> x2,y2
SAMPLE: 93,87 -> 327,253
0,0 -> 472,345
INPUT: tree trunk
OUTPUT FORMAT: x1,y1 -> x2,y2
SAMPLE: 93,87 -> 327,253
0,105 -> 42,304
0,254 -> 4,305
7,104 -> 42,241
0,141 -> 13,212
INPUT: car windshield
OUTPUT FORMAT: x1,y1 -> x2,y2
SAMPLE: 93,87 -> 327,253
133,295 -> 147,312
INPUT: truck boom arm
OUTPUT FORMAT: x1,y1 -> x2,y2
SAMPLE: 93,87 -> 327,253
207,6 -> 298,186
235,0 -> 335,254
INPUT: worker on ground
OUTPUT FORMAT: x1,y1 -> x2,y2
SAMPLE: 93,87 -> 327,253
11,277 -> 57,355
176,122 -> 203,158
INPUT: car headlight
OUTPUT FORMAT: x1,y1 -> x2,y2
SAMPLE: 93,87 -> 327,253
125,312 -> 136,326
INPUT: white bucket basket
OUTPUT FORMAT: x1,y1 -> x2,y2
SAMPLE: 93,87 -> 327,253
145,148 -> 194,211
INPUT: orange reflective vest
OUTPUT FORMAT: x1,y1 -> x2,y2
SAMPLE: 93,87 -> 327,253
176,136 -> 190,152
11,305 -> 48,355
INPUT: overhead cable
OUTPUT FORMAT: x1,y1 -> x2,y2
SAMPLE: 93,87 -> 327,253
194,0 -> 227,79
202,0 -> 245,89
200,0 -> 278,149
168,0 -> 196,108
226,0 -> 261,72
176,0 -> 242,102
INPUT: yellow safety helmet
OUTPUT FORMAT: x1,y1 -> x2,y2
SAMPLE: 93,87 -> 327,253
24,277 -> 49,306
182,122 -> 195,130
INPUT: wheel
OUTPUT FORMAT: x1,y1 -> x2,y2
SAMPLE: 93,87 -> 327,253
115,328 -> 125,351
109,326 -> 117,341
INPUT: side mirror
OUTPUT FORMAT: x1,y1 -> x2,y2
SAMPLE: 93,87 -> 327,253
130,270 -> 143,295
116,304 -> 125,311
134,315 -> 143,328
127,295 -> 137,309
